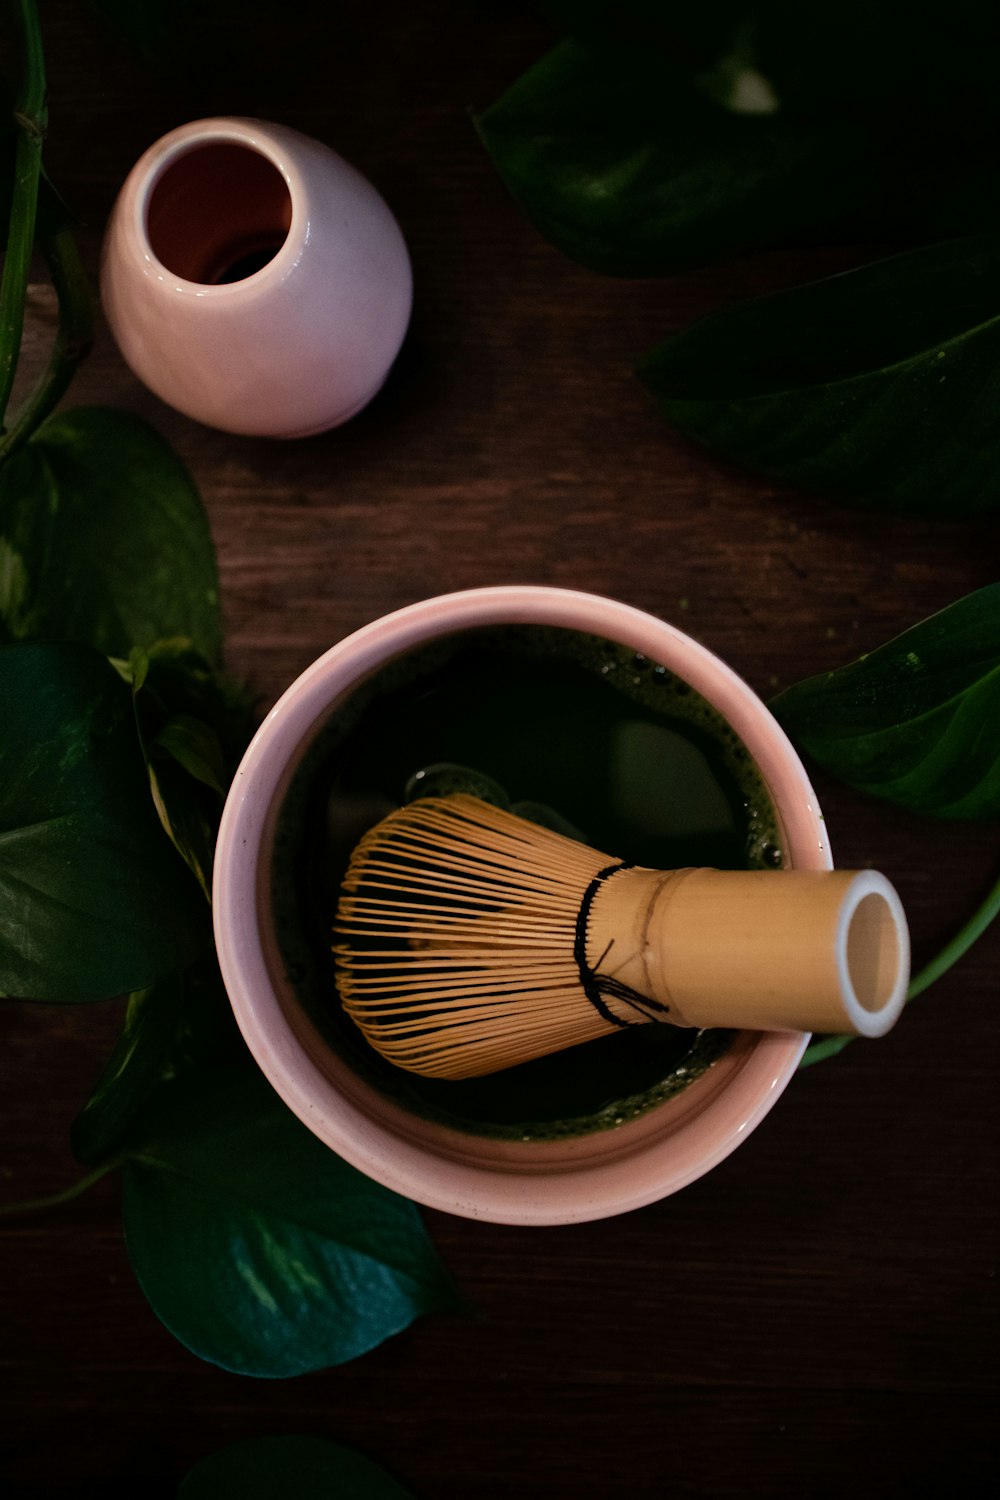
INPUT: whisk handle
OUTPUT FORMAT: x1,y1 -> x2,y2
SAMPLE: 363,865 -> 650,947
586,867 -> 910,1037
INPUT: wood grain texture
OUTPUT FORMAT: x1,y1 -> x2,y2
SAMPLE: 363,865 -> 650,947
1,3 -> 997,1497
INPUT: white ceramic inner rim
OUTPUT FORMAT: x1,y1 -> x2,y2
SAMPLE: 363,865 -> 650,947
213,587 -> 829,1224
834,871 -> 910,1035
128,118 -> 301,296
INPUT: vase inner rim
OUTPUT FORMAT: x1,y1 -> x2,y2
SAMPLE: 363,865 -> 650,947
144,139 -> 293,286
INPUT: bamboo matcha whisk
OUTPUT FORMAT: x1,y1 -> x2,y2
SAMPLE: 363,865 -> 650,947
333,794 -> 910,1080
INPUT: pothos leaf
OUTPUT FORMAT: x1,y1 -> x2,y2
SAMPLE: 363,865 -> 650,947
72,956 -> 246,1165
639,233 -> 1000,516
0,642 -> 208,1000
477,40 -> 1000,279
178,1435 -> 417,1499
122,1064 -> 459,1377
151,713 -> 226,795
536,2 -> 1000,124
752,1 -> 1000,125
770,587 -> 1000,819
0,407 -> 221,660
135,668 -> 233,901
137,639 -> 257,772
476,39 -> 822,277
71,975 -> 185,1165
148,755 -> 217,900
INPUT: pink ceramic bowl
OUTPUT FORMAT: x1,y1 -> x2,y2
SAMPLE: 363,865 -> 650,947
213,588 -> 828,1224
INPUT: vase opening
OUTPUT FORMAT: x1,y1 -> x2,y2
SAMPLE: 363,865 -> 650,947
146,141 -> 293,285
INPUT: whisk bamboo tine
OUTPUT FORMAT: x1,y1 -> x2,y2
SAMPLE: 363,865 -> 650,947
333,793 -> 910,1080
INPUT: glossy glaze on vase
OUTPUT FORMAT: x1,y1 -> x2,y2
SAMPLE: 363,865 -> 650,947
101,117 -> 413,438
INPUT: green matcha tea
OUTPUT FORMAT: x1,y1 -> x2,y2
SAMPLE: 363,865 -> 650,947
270,625 -> 783,1141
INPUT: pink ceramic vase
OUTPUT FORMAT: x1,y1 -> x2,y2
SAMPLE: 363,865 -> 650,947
101,117 -> 412,437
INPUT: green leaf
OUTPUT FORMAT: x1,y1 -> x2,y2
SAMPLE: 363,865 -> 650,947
120,646 -> 252,903
640,233 -> 1000,515
145,710 -> 228,901
72,956 -> 247,1164
0,407 -> 221,659
477,40 -> 1000,278
0,642 -> 208,1000
151,713 -> 226,795
109,645 -> 149,692
133,657 -> 247,900
179,1435 -> 417,1499
752,1 -> 1000,125
475,39 -> 809,277
122,1065 -> 459,1377
138,639 -> 257,772
537,3 -> 1000,124
770,588 -> 1000,819
163,957 -> 247,1084
148,756 -> 217,900
71,975 -> 185,1164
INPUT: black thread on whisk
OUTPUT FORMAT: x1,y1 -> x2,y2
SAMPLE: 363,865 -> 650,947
574,862 -> 673,1027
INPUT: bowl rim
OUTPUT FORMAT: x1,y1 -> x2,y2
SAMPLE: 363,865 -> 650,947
213,587 -> 825,1224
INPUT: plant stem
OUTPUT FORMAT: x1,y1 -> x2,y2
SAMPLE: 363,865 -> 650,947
800,863 -> 1000,1069
0,0 -> 47,434
797,1033 -> 854,1069
0,1155 -> 124,1219
905,865 -> 1000,1000
0,228 -> 94,464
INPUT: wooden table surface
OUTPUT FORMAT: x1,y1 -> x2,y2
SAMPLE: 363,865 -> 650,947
2,4 -> 998,1496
